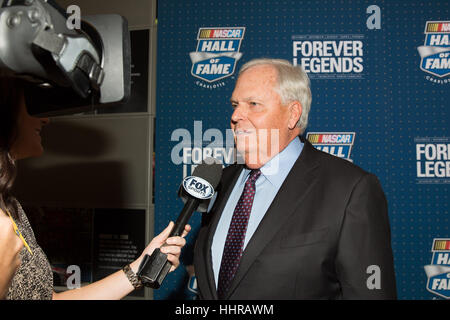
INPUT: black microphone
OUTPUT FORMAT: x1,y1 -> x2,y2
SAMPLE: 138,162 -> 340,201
137,158 -> 222,289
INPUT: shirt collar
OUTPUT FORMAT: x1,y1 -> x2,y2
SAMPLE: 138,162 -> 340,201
241,137 -> 304,188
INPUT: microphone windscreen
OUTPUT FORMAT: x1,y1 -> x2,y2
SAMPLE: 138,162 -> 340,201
191,158 -> 223,189
178,158 -> 223,212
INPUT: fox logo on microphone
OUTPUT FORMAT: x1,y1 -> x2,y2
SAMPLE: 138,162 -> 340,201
183,176 -> 215,199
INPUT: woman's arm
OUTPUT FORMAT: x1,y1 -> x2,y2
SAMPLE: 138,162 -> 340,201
52,222 -> 190,300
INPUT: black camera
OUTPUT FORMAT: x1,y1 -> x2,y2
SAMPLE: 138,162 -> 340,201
0,0 -> 130,116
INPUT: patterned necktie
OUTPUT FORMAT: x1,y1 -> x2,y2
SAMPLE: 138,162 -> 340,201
217,169 -> 262,299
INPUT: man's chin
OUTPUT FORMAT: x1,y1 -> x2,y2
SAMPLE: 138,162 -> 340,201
239,151 -> 263,169
244,162 -> 263,170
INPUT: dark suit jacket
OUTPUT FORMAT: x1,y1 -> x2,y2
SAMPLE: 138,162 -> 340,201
193,137 -> 397,299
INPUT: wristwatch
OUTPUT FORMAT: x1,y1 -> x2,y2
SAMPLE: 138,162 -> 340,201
122,264 -> 143,290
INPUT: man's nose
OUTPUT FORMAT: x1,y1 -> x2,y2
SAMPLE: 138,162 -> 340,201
231,105 -> 246,123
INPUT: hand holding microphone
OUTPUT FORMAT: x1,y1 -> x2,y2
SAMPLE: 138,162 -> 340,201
137,159 -> 223,288
134,221 -> 190,275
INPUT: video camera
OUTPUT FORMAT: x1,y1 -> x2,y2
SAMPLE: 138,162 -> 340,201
0,0 -> 130,116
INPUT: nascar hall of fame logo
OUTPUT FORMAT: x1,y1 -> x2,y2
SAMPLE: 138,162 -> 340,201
417,21 -> 450,84
190,27 -> 245,89
306,132 -> 355,162
424,239 -> 450,299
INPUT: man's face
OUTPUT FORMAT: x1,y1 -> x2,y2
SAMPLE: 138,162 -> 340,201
230,65 -> 300,169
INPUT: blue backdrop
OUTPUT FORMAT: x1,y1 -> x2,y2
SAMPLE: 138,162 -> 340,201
154,0 -> 449,300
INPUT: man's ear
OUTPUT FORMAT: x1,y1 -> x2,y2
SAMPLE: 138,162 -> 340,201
288,101 -> 302,130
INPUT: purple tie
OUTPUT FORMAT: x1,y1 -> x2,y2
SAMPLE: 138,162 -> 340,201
217,169 -> 262,299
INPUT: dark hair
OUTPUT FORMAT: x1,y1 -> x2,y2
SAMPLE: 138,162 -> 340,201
0,73 -> 22,220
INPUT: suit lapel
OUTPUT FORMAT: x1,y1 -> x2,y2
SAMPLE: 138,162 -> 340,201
225,139 -> 320,298
203,164 -> 244,299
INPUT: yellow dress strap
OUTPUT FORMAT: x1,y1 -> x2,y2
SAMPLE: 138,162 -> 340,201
5,210 -> 33,255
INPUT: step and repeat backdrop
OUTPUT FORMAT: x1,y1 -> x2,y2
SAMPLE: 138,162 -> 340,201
154,0 -> 449,300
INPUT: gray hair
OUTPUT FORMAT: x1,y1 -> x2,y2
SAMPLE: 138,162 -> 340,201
238,58 -> 312,133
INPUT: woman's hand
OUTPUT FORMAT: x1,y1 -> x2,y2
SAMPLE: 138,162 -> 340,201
0,212 -> 23,299
131,222 -> 191,273
53,222 -> 191,300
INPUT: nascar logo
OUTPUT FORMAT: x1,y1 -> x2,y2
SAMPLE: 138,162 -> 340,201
306,132 -> 355,162
190,27 -> 245,82
418,21 -> 450,78
424,238 -> 450,299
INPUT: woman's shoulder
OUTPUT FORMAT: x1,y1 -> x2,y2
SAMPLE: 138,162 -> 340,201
6,198 -> 54,300
11,198 -> 38,246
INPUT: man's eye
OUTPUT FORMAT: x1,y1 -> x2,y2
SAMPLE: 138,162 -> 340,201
249,102 -> 259,106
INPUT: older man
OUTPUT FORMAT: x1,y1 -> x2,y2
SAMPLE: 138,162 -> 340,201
193,58 -> 397,299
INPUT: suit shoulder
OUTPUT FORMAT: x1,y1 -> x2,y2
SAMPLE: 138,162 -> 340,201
222,163 -> 242,177
310,145 -> 372,181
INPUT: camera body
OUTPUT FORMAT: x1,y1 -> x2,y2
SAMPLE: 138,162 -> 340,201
0,0 -> 130,116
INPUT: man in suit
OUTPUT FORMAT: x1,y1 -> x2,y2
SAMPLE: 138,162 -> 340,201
193,58 -> 397,299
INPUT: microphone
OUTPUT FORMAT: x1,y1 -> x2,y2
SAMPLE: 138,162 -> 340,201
137,158 -> 222,288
